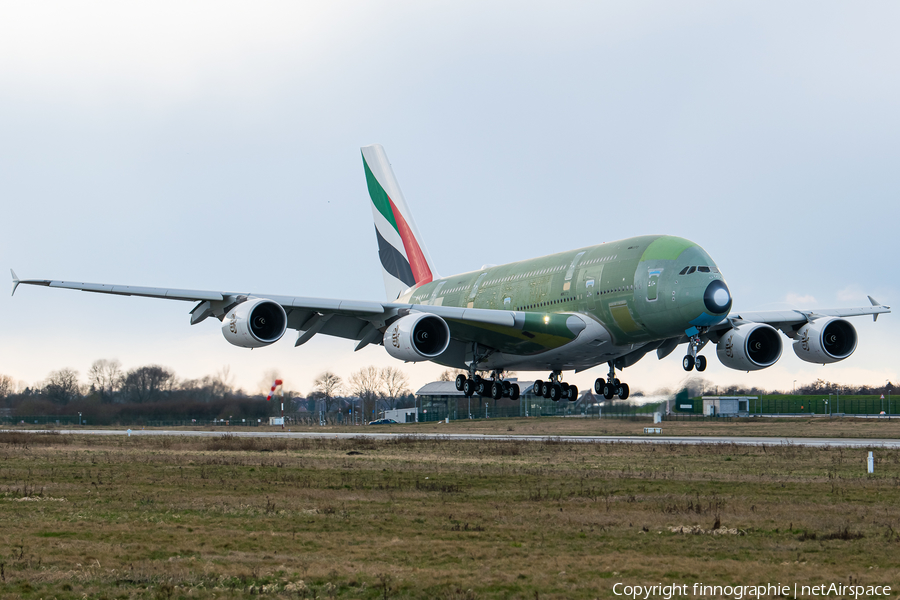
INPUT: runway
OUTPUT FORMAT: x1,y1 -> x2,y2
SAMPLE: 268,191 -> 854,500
14,428 -> 900,448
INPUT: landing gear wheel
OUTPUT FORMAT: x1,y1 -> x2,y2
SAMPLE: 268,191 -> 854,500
683,355 -> 695,371
455,374 -> 466,391
603,383 -> 616,400
491,381 -> 503,400
532,380 -> 543,396
566,385 -> 579,402
463,378 -> 476,397
695,355 -> 707,372
541,382 -> 552,399
594,378 -> 605,394
549,383 -> 562,402
502,380 -> 512,394
476,379 -> 488,396
509,384 -> 520,401
618,383 -> 630,400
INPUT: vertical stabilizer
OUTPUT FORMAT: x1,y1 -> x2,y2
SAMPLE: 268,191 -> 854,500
361,144 -> 438,300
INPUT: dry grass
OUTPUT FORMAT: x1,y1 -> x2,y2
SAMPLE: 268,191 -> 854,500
0,431 -> 898,599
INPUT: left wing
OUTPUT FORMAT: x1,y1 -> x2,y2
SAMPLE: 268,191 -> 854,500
713,296 -> 890,338
649,298 -> 891,362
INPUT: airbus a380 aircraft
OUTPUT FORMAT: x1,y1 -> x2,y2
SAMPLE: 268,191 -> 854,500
12,145 -> 891,402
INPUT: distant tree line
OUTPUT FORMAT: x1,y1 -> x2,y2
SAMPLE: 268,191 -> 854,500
672,377 -> 895,399
0,362 -> 892,425
0,360 -> 414,425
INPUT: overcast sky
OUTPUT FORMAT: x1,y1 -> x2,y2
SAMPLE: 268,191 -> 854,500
1,1 -> 897,396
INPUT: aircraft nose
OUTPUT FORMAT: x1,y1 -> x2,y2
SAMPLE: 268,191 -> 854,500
704,280 -> 732,314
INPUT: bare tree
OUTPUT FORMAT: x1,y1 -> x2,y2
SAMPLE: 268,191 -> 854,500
349,366 -> 382,422
380,367 -> 409,410
87,359 -> 123,403
122,365 -> 175,403
438,369 -> 464,382
0,374 -> 14,398
44,368 -> 82,404
314,371 -> 343,412
181,372 -> 231,403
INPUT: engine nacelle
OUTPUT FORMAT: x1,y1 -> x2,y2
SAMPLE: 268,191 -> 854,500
716,323 -> 783,371
792,317 -> 857,364
222,298 -> 287,348
383,313 -> 450,362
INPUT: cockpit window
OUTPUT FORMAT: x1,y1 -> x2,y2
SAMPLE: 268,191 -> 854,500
687,267 -> 696,274
698,266 -> 710,273
679,267 -> 689,275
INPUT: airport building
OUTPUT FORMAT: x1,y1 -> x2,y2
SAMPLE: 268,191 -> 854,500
414,380 -> 596,421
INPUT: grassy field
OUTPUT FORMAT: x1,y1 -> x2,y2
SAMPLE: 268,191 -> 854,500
1,426 -> 899,599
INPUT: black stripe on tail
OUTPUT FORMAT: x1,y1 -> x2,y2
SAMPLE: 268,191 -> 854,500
375,227 -> 416,287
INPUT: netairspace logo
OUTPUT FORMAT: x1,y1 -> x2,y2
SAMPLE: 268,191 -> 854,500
612,583 -> 892,600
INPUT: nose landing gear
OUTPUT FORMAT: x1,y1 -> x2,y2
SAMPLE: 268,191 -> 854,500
531,371 -> 579,402
593,362 -> 629,400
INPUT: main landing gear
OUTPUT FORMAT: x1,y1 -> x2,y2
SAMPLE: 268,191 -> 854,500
531,371 -> 579,402
593,361 -> 629,400
455,370 -> 520,400
682,334 -> 707,372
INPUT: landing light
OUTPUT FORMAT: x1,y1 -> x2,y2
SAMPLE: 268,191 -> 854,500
544,316 -> 550,324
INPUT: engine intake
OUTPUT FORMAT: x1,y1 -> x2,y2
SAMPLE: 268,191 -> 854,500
793,317 -> 857,364
716,323 -> 782,371
383,313 -> 450,362
222,298 -> 287,348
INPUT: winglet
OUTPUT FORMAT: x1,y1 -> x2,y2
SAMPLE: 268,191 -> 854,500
10,269 -> 19,297
868,296 -> 887,321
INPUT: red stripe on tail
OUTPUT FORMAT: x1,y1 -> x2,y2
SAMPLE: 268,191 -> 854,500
388,198 -> 432,285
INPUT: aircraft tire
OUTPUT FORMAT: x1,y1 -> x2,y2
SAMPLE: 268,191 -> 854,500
549,383 -> 561,402
463,378 -> 476,397
510,384 -> 520,400
532,380 -> 543,396
682,355 -> 695,371
491,381 -> 503,400
502,380 -> 512,393
618,383 -> 630,400
455,374 -> 466,391
567,385 -> 578,401
696,355 -> 707,372
541,382 -> 552,398
476,380 -> 488,396
594,378 -> 605,394
603,383 -> 616,400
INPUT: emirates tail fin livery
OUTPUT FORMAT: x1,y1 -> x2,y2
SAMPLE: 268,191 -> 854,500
12,145 -> 890,402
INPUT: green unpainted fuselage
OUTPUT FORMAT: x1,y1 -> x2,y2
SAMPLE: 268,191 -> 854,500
398,235 -> 730,369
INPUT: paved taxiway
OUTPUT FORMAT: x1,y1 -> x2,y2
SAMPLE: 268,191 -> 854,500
14,429 -> 900,448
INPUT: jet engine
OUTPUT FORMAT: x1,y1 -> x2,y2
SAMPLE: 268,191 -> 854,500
792,317 -> 857,364
222,298 -> 287,348
716,323 -> 783,371
383,313 -> 450,362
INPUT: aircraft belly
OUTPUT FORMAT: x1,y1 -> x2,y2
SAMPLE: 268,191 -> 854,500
480,317 -> 641,372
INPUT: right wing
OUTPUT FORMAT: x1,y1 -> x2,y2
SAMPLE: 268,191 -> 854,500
10,271 -> 584,354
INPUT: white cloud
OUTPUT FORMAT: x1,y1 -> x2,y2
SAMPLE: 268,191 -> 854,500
837,285 -> 866,303
785,292 -> 817,307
